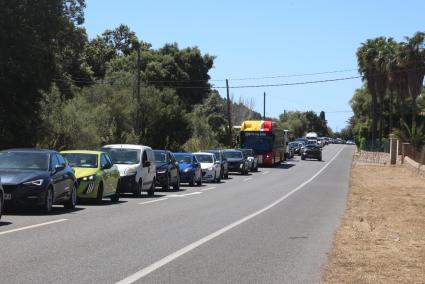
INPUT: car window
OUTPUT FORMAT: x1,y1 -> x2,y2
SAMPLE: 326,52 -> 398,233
105,153 -> 113,165
56,154 -> 66,166
100,154 -> 108,169
50,155 -> 60,171
142,150 -> 148,163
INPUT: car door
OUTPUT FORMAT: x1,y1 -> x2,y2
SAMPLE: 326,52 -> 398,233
141,150 -> 149,190
105,153 -> 119,192
100,154 -> 111,195
56,154 -> 74,198
193,156 -> 201,181
50,154 -> 65,201
168,152 -> 178,183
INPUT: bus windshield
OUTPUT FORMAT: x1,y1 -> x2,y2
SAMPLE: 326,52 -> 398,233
241,133 -> 273,154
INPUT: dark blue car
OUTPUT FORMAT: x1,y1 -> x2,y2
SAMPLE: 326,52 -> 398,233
0,149 -> 77,213
173,153 -> 202,186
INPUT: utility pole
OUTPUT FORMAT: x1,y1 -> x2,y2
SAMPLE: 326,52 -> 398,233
263,92 -> 266,120
135,43 -> 142,141
226,79 -> 233,147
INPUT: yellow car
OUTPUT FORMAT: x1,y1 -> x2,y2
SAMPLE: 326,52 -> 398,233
61,150 -> 120,203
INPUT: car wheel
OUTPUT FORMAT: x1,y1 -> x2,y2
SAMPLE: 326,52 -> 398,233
189,174 -> 195,186
134,179 -> 143,197
224,171 -> 229,179
318,156 -> 322,161
147,178 -> 155,196
42,187 -> 54,214
173,176 -> 180,191
110,186 -> 120,202
162,175 -> 170,191
217,170 -> 221,182
96,183 -> 104,204
64,183 -> 77,209
197,174 -> 202,186
301,155 -> 306,160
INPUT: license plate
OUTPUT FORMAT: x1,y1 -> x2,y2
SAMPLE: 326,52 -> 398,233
4,193 -> 11,200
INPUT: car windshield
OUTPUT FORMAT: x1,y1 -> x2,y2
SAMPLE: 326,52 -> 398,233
0,152 -> 49,171
204,151 -> 220,160
223,151 -> 243,159
62,153 -> 98,168
240,149 -> 253,156
174,154 -> 192,164
289,142 -> 298,147
195,154 -> 213,163
102,148 -> 140,164
154,151 -> 167,163
306,145 -> 319,149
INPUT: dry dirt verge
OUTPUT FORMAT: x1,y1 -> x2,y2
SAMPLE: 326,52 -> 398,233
324,164 -> 425,283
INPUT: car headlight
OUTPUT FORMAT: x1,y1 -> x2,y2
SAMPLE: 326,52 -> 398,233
184,168 -> 192,173
82,174 -> 96,181
23,179 -> 44,186
240,163 -> 244,169
208,167 -> 214,171
125,168 -> 137,176
157,169 -> 167,174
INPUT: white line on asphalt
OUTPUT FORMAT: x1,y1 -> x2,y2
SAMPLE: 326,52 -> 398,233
168,192 -> 203,198
116,146 -> 346,284
243,177 -> 253,182
201,187 -> 216,192
138,198 -> 168,205
262,171 -> 270,175
0,219 -> 69,236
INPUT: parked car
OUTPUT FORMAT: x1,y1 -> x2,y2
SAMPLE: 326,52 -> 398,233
153,150 -> 180,191
237,149 -> 258,171
61,150 -> 120,203
223,150 -> 249,175
202,149 -> 229,179
346,140 -> 355,145
101,144 -> 156,197
173,152 -> 202,186
0,149 -> 77,213
301,144 -> 322,161
0,178 -> 4,220
193,152 -> 221,183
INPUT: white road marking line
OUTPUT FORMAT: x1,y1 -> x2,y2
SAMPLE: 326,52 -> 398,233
0,219 -> 68,236
167,191 -> 203,198
201,187 -> 216,191
243,177 -> 253,182
116,146 -> 346,284
262,171 -> 270,175
138,198 -> 168,205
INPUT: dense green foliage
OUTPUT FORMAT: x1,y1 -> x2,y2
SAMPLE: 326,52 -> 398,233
0,1 -> 261,151
278,110 -> 331,138
353,32 -> 425,150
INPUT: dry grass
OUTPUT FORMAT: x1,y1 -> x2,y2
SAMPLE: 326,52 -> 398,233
324,165 -> 425,284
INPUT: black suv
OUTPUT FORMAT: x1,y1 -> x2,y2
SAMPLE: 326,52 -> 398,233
0,149 -> 77,213
202,149 -> 229,179
301,145 -> 322,161
153,150 -> 180,191
223,150 -> 249,175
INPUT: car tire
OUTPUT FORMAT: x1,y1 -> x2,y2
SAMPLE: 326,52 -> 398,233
217,171 -> 221,183
173,176 -> 180,191
42,187 -> 54,214
189,175 -> 195,186
254,165 -> 258,172
134,179 -> 143,197
96,183 -> 104,204
162,175 -> 170,191
147,178 -> 155,196
301,155 -> 306,160
110,187 -> 120,202
64,183 -> 77,209
318,156 -> 322,161
224,172 -> 229,179
197,175 -> 202,186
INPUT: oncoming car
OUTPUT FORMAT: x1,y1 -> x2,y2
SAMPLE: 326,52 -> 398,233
194,152 -> 221,183
301,144 -> 322,161
61,150 -> 120,203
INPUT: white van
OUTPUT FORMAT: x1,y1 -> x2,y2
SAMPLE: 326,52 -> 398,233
101,144 -> 156,196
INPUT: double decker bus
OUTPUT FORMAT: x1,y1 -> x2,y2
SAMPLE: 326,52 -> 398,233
240,120 -> 286,166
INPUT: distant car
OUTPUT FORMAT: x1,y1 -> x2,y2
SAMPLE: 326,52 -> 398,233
289,142 -> 301,155
194,152 -> 221,183
223,150 -> 249,175
0,149 -> 77,213
301,145 -> 322,161
202,150 -> 229,179
0,178 -> 3,220
173,153 -> 202,186
346,140 -> 355,145
237,149 -> 258,172
153,150 -> 180,191
61,150 -> 120,203
102,144 -> 156,197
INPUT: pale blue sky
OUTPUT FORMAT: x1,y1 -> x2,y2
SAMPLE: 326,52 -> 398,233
84,0 -> 424,131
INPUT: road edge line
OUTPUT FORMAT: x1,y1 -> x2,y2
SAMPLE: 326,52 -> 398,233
0,219 -> 69,236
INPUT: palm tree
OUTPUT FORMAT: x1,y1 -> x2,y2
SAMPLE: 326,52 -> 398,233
357,40 -> 379,144
384,38 -> 400,133
397,32 -> 425,133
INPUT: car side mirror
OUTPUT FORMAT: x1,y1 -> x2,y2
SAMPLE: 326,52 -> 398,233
102,163 -> 111,170
55,164 -> 65,172
143,161 -> 151,167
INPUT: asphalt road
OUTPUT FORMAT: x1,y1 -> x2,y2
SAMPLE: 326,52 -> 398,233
0,144 -> 353,284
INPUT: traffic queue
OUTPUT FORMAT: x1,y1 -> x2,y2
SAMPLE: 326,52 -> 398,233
0,120 -> 330,219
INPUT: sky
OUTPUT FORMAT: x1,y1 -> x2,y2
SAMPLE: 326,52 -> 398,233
83,0 -> 424,131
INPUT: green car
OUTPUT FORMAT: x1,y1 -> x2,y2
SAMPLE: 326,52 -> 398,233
61,150 -> 120,203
